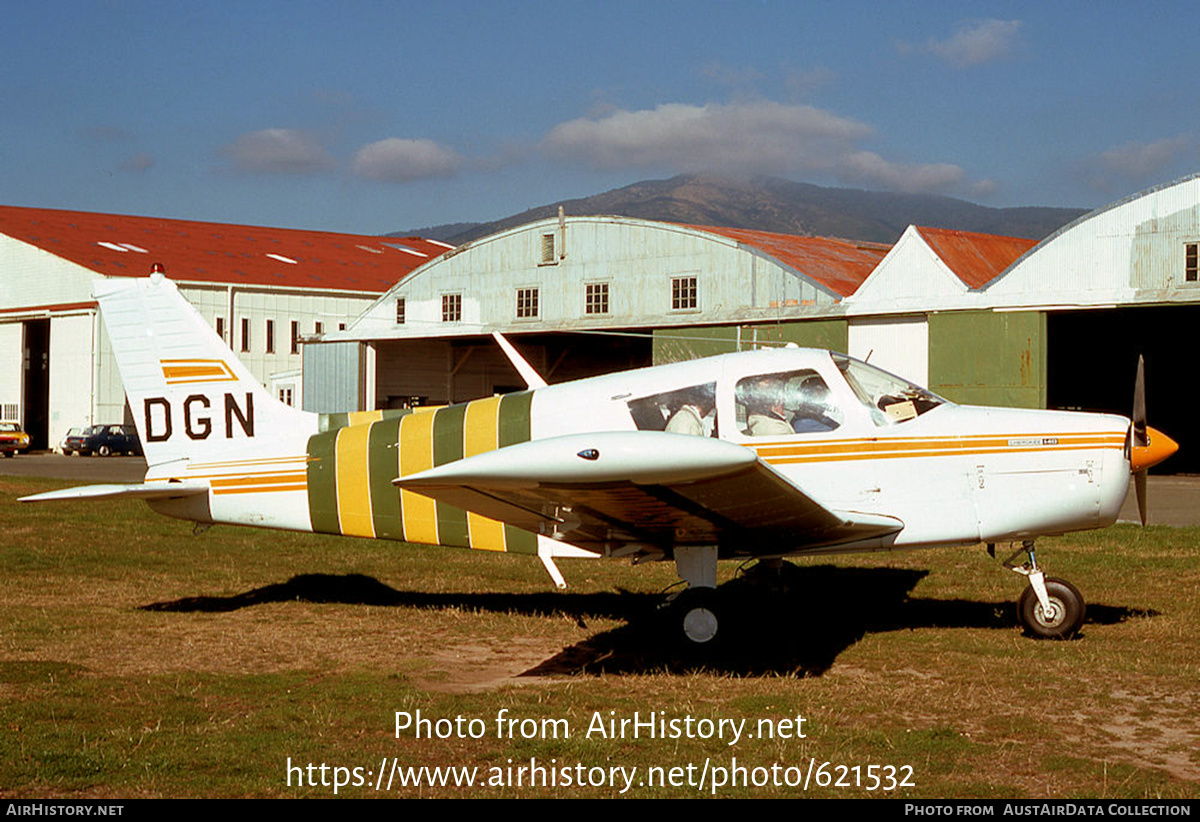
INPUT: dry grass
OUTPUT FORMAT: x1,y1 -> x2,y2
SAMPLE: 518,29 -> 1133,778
1,476 -> 1198,798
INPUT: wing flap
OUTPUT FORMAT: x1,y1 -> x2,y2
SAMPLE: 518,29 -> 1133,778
394,432 -> 902,555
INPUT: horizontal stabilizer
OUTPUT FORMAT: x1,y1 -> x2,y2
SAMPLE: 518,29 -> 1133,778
20,482 -> 209,503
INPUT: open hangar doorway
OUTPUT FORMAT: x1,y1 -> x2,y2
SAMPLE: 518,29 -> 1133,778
372,330 -> 652,408
1047,306 -> 1195,474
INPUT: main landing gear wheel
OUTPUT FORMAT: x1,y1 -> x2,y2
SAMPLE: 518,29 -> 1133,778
672,587 -> 722,648
1018,577 -> 1085,639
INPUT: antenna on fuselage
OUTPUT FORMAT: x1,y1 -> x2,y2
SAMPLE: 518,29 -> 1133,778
492,332 -> 548,389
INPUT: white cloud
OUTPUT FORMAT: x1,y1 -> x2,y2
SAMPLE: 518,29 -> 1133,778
1098,136 -> 1193,179
544,101 -> 869,172
899,19 -> 1021,68
969,178 -> 1000,199
542,100 -> 967,194
220,129 -> 334,174
1077,135 -> 1197,194
351,138 -> 463,183
839,151 -> 965,192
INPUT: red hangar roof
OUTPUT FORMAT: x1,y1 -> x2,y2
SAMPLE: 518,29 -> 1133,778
683,224 -> 891,298
914,226 -> 1036,290
0,205 -> 453,293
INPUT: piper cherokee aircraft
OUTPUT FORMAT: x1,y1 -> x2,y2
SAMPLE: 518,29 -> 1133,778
22,271 -> 1178,649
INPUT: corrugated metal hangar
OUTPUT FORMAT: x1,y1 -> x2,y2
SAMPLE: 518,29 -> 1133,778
311,174 -> 1200,473
0,206 -> 449,449
305,215 -> 890,411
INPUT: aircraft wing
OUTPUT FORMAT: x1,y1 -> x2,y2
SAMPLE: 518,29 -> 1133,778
394,432 -> 902,556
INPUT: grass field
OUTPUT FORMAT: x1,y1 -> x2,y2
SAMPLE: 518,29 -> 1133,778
2,474 -> 1198,799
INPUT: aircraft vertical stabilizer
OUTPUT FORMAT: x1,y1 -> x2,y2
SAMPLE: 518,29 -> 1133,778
95,270 -> 317,469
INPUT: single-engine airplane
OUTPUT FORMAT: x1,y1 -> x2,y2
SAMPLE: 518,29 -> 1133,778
22,271 -> 1178,649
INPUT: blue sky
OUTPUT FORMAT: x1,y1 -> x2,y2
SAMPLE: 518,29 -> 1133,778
4,1 -> 1200,235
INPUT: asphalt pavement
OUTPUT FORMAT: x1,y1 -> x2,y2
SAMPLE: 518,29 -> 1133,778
1,452 -> 149,483
4,451 -> 1196,527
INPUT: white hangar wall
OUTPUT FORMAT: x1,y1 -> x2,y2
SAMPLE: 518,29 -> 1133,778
846,225 -> 971,314
984,174 -> 1200,306
0,322 -> 23,422
978,173 -> 1200,472
0,258 -> 381,449
350,216 -> 844,339
0,234 -> 97,308
328,216 -> 862,410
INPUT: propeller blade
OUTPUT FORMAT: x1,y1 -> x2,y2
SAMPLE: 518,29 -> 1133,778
1135,470 -> 1148,526
1132,354 -> 1147,447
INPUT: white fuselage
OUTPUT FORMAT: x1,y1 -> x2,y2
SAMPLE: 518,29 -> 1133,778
527,348 -> 1129,553
145,347 -> 1129,556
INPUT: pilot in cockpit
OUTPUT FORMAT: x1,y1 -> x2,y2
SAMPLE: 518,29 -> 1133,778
784,375 -> 840,433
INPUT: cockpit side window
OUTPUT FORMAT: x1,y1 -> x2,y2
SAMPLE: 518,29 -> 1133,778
626,382 -> 718,437
833,353 -> 946,426
734,369 -> 843,437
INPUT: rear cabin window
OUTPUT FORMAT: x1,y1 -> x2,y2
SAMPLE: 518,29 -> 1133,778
626,382 -> 718,437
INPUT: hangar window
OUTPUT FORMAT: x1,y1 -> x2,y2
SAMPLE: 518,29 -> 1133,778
265,319 -> 275,354
1186,243 -> 1198,283
290,321 -> 299,354
215,316 -> 225,342
541,233 -> 556,264
671,275 -> 698,310
442,293 -> 462,323
240,318 -> 250,353
395,297 -> 406,324
314,321 -> 323,335
585,282 -> 609,315
516,288 -> 539,319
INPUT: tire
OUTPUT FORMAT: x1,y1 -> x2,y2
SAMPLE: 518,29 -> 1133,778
2,451 -> 13,458
1018,577 -> 1085,639
98,444 -> 112,457
672,587 -> 722,649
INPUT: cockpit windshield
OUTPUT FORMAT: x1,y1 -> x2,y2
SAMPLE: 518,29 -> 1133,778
832,353 -> 947,426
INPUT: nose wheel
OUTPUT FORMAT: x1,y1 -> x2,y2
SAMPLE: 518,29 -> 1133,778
1017,577 -> 1085,638
992,540 -> 1086,639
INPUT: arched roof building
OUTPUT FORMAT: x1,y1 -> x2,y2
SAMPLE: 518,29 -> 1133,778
313,215 -> 889,410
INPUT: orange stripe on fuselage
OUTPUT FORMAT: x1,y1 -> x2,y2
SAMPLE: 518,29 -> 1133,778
208,472 -> 308,495
752,432 -> 1125,465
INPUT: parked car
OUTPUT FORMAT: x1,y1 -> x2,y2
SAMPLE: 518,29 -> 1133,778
0,421 -> 30,457
63,424 -> 142,457
57,426 -> 83,454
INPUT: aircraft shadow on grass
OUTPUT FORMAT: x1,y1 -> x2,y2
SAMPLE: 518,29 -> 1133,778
140,563 -> 1157,677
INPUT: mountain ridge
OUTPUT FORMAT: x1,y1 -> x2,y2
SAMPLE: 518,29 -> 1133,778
394,174 -> 1088,246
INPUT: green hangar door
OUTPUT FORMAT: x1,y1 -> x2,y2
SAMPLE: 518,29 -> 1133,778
1047,306 -> 1194,474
